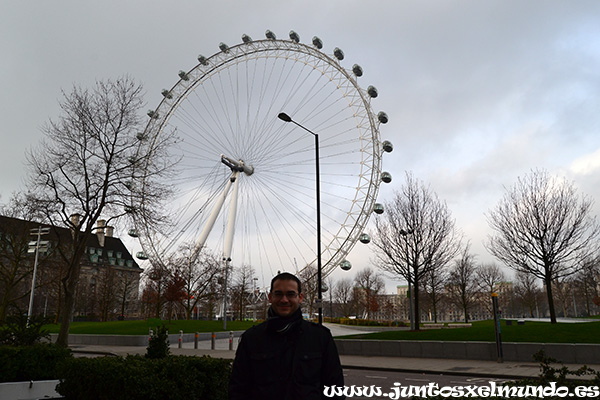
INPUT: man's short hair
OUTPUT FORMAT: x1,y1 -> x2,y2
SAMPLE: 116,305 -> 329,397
270,272 -> 302,294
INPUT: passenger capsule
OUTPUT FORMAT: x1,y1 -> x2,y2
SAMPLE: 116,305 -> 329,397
352,64 -> 363,77
147,110 -> 159,119
161,89 -> 173,99
359,233 -> 371,244
381,171 -> 392,183
219,42 -> 229,52
136,251 -> 149,260
377,111 -> 389,124
373,203 -> 384,214
178,70 -> 189,81
321,283 -> 328,293
128,229 -> 139,238
367,85 -> 378,98
333,47 -> 344,61
265,30 -> 276,40
340,260 -> 352,271
382,140 -> 394,153
242,34 -> 252,43
289,30 -> 300,43
312,36 -> 323,49
197,55 -> 208,65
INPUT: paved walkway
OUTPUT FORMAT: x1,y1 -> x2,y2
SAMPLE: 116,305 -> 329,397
67,323 -> 600,380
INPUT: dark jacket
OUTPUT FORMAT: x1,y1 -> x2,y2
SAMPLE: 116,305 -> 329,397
229,316 -> 344,400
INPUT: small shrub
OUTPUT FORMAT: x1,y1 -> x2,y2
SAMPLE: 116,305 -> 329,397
146,324 -> 170,359
532,349 -> 600,387
0,314 -> 50,346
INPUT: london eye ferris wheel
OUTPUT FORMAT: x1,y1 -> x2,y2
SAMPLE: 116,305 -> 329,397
131,30 -> 394,287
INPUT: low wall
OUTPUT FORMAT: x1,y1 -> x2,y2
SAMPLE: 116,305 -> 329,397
49,331 -> 243,346
334,339 -> 600,364
0,380 -> 61,400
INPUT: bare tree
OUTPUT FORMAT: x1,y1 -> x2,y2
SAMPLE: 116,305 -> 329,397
446,245 -> 478,323
230,264 -> 256,320
25,77 -> 175,346
421,265 -> 448,323
97,267 -> 117,321
323,276 -> 335,319
299,265 -> 318,318
143,262 -> 171,319
333,277 -> 356,318
0,194 -> 64,322
353,267 -> 384,320
476,263 -> 506,314
573,256 -> 600,316
116,269 -> 138,319
169,244 -> 222,320
513,271 -> 543,318
371,172 -> 462,330
486,169 -> 600,323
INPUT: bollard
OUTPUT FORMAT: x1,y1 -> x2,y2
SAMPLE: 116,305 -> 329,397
149,329 -> 153,343
211,332 -> 216,350
229,331 -> 234,350
194,332 -> 199,349
178,330 -> 183,349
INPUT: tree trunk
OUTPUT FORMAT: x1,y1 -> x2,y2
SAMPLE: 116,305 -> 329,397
545,274 -> 557,323
413,282 -> 421,330
56,264 -> 80,347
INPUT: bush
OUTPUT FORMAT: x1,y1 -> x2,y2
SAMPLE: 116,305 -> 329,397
0,343 -> 72,382
146,324 -> 170,359
56,355 -> 231,400
0,314 -> 50,346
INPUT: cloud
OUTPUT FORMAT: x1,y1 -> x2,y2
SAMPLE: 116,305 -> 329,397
569,147 -> 600,175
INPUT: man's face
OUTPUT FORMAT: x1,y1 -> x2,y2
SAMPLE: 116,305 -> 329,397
268,279 -> 303,318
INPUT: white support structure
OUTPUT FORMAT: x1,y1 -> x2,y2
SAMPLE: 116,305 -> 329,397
191,154 -> 252,328
223,171 -> 240,262
193,173 -> 234,255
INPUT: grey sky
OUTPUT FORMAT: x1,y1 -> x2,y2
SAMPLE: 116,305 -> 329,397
2,1 -> 600,291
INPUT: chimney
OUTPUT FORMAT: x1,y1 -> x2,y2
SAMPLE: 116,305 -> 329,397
70,213 -> 81,228
70,213 -> 81,239
96,219 -> 106,247
105,226 -> 114,238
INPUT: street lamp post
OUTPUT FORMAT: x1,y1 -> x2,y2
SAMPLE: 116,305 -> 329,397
27,226 -> 50,325
277,112 -> 323,324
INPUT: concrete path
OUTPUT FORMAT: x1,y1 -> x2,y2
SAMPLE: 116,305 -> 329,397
68,322 -> 600,380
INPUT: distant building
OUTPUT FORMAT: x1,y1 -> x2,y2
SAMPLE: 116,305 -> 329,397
0,215 -> 142,321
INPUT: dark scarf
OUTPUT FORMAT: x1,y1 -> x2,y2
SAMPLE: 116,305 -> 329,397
266,306 -> 303,334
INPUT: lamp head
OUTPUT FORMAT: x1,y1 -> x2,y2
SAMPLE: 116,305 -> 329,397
278,112 -> 292,122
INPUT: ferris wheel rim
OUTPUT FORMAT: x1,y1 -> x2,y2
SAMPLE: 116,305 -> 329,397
133,32 -> 386,279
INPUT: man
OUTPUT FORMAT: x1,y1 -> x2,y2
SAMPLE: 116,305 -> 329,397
229,272 -> 345,400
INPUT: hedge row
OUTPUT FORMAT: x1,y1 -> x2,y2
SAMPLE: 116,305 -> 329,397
0,344 -> 72,382
56,355 -> 231,400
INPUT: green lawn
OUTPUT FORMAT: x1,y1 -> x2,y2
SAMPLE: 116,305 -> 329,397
43,319 -> 600,344
44,319 -> 259,335
337,320 -> 600,344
